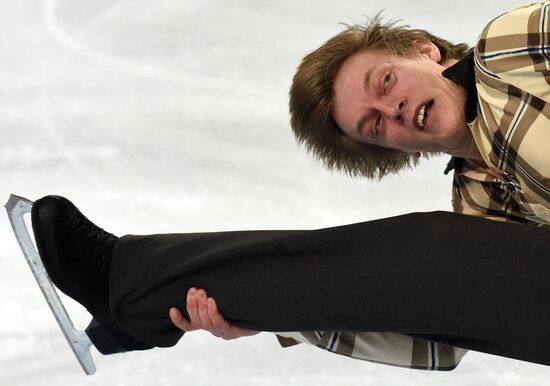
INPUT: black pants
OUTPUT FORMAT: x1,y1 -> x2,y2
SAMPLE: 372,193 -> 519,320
107,211 -> 550,366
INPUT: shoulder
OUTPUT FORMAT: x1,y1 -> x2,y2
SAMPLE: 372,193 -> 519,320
479,2 -> 549,39
476,2 -> 550,59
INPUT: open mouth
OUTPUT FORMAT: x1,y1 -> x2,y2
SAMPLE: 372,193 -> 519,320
416,100 -> 434,129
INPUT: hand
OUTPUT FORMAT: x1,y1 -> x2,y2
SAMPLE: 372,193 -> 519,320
169,287 -> 259,340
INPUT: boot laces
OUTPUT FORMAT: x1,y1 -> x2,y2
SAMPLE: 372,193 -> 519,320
72,215 -> 116,270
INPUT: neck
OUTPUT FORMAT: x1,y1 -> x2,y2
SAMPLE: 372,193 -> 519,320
440,57 -> 459,69
446,129 -> 483,161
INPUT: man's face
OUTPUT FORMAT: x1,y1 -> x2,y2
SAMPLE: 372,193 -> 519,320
332,44 -> 468,155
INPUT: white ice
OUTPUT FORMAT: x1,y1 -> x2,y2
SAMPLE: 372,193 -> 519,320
1,0 -> 548,385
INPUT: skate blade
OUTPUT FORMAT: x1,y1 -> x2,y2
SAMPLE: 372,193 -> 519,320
5,194 -> 97,375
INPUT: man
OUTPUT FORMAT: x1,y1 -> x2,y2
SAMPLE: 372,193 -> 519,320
31,1 -> 550,371
288,2 -> 550,224
173,1 -> 550,370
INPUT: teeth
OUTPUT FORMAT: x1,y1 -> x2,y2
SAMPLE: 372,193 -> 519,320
417,105 -> 426,128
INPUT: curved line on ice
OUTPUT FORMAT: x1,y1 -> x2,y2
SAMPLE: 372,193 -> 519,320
42,0 -> 275,96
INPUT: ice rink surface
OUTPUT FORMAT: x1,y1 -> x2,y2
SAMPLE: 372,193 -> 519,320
1,0 -> 549,384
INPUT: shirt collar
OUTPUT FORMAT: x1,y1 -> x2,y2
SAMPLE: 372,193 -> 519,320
441,48 -> 476,175
442,48 -> 477,124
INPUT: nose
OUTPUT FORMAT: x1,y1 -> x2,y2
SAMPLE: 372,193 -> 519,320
378,98 -> 406,122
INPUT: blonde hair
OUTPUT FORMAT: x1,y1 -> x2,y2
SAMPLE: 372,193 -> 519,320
289,15 -> 469,179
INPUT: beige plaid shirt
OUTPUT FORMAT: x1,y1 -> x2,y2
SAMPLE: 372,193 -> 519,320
276,2 -> 550,370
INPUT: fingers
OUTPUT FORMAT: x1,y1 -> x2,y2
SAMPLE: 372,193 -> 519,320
169,306 -> 194,332
186,287 -> 200,327
197,289 -> 216,332
207,297 -> 259,339
172,287 -> 219,335
170,287 -> 202,332
171,287 -> 260,339
207,297 -> 233,339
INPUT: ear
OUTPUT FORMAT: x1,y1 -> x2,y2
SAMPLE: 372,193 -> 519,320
411,38 -> 442,63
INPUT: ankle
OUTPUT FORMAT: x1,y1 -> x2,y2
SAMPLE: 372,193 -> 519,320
86,319 -> 153,355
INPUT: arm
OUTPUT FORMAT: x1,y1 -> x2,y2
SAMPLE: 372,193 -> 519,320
170,289 -> 466,371
470,1 -> 550,222
275,331 -> 467,371
451,158 -> 547,226
476,1 -> 550,104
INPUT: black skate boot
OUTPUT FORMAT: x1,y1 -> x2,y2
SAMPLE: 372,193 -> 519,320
31,195 -> 153,354
31,195 -> 116,324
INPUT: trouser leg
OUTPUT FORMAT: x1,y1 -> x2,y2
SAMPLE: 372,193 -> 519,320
109,211 -> 550,365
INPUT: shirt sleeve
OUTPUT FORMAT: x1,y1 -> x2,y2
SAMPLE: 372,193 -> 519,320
275,332 -> 467,371
451,159 -> 545,225
471,1 -> 550,221
476,2 -> 550,104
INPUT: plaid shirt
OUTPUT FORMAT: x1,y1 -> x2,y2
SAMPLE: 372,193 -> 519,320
276,2 -> 550,370
451,1 -> 550,227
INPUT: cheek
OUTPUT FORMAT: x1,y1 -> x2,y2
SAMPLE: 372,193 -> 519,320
438,96 -> 463,124
383,124 -> 410,146
336,120 -> 363,142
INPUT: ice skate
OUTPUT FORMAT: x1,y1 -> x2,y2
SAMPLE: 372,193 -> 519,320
5,194 -> 97,375
30,194 -> 117,324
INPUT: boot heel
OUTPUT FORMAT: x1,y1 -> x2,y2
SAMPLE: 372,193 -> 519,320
85,319 -> 153,355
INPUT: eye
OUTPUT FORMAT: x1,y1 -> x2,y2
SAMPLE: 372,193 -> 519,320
374,114 -> 381,137
382,72 -> 393,94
